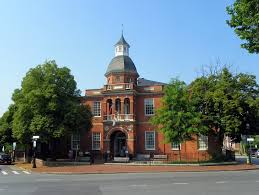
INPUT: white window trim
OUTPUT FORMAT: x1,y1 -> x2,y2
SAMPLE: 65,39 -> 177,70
92,132 -> 101,150
93,101 -> 101,117
71,133 -> 80,150
198,135 -> 208,151
145,131 -> 156,150
144,98 -> 155,116
171,141 -> 181,150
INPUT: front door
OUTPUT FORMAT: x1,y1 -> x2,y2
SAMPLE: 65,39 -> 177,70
111,131 -> 126,157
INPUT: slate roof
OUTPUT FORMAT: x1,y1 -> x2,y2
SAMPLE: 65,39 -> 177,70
105,55 -> 139,76
137,78 -> 166,86
115,34 -> 130,47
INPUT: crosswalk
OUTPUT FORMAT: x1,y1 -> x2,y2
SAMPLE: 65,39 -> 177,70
0,170 -> 31,176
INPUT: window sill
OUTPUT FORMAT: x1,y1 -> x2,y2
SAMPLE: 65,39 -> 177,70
145,148 -> 155,151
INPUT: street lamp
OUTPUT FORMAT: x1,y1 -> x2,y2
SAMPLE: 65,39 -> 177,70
32,136 -> 40,168
12,142 -> 16,163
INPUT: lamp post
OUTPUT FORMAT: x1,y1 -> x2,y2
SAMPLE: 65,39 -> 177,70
12,142 -> 16,163
32,136 -> 39,168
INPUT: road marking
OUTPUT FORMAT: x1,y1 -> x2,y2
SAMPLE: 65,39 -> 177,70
23,171 -> 31,174
12,171 -> 20,175
173,183 -> 189,185
256,181 -> 259,183
36,179 -> 63,182
216,181 -> 227,184
1,171 -> 8,175
130,184 -> 148,187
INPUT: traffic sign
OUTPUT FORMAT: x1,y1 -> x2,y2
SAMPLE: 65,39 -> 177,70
247,138 -> 254,142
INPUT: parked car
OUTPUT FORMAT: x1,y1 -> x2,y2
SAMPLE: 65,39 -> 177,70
0,152 -> 12,165
249,148 -> 258,157
256,149 -> 259,158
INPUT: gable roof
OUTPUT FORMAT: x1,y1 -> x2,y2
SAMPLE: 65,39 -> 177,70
137,78 -> 166,86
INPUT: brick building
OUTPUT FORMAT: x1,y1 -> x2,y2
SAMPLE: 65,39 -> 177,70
79,35 -> 220,161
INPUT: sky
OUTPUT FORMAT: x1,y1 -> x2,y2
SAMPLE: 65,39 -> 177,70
0,0 -> 258,117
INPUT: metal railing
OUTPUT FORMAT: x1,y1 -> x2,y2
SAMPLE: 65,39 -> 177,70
103,114 -> 134,122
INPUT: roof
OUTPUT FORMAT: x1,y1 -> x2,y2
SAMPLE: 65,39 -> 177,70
137,78 -> 166,86
105,55 -> 139,76
115,34 -> 130,47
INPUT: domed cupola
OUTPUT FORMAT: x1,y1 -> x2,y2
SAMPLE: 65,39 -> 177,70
105,34 -> 139,78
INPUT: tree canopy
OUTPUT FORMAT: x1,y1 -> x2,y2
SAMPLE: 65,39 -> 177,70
151,68 -> 259,148
10,60 -> 92,145
191,68 -> 258,143
226,0 -> 259,53
151,79 -> 208,144
0,104 -> 16,145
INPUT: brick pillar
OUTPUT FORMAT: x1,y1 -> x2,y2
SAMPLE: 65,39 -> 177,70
127,130 -> 135,156
121,98 -> 124,115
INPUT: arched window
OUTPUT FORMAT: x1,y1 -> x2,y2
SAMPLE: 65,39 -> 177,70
124,98 -> 130,114
107,99 -> 113,115
115,98 -> 121,114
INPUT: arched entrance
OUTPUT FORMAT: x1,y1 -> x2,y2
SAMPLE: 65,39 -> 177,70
110,131 -> 127,157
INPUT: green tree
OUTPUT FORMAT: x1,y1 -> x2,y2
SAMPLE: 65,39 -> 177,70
190,67 -> 259,147
151,79 -> 208,146
226,0 -> 259,53
0,104 -> 16,145
11,60 -> 92,155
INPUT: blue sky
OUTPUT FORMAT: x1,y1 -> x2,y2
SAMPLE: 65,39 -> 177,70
0,0 -> 258,117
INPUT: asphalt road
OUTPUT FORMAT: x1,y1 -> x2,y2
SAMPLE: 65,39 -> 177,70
0,164 -> 31,176
0,165 -> 259,195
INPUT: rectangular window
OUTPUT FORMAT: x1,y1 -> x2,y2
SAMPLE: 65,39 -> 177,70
171,141 -> 181,150
93,101 -> 101,117
144,98 -> 154,116
71,133 -> 80,150
145,131 -> 155,150
92,132 -> 101,150
198,135 -> 208,150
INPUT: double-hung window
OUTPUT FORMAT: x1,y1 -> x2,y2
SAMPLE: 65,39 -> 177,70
93,101 -> 101,117
145,131 -> 155,150
171,141 -> 181,150
144,98 -> 154,116
92,132 -> 101,150
198,135 -> 208,150
71,133 -> 80,150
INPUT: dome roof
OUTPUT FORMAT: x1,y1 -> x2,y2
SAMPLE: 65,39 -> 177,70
115,34 -> 130,47
105,55 -> 139,76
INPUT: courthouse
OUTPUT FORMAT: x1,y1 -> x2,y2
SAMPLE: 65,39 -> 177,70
78,34 -> 219,161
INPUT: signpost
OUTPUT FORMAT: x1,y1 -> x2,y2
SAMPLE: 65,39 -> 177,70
247,137 -> 254,164
32,136 -> 40,168
247,138 -> 254,142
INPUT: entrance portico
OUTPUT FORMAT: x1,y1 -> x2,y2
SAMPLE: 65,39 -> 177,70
111,131 -> 127,157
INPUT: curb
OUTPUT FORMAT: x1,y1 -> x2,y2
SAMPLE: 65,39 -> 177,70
104,161 -> 239,166
33,167 -> 258,175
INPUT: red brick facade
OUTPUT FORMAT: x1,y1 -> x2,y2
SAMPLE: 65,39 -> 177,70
79,35 -> 220,162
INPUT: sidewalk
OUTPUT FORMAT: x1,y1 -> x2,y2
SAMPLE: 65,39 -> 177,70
16,163 -> 257,174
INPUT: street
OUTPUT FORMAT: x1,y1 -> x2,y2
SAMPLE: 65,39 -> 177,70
0,164 -> 31,176
0,165 -> 259,195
